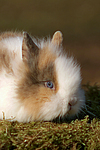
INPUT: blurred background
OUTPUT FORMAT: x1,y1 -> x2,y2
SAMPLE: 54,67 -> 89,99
0,0 -> 100,85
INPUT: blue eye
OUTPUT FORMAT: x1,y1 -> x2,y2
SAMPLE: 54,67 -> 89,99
45,81 -> 54,89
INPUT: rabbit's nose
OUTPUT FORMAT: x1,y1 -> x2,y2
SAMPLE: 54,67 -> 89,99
69,97 -> 78,106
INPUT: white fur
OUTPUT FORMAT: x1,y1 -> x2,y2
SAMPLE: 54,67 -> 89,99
0,71 -> 23,121
39,55 -> 85,120
1,37 -> 22,58
0,36 -> 28,121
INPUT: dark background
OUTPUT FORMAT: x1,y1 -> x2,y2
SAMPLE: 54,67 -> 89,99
0,0 -> 100,85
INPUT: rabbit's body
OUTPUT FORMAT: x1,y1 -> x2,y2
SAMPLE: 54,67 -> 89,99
0,31 -> 85,122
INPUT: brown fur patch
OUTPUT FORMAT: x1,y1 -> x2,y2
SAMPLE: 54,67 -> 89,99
18,85 -> 56,120
38,46 -> 56,70
0,47 -> 13,74
17,43 -> 59,120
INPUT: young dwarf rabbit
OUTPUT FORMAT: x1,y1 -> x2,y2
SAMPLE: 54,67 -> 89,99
0,31 -> 85,122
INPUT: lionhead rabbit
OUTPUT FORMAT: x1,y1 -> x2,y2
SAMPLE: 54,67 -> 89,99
0,31 -> 85,122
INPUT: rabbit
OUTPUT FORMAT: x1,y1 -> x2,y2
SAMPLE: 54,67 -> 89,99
0,31 -> 85,122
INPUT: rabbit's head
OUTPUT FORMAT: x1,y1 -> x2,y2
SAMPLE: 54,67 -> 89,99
17,31 -> 85,121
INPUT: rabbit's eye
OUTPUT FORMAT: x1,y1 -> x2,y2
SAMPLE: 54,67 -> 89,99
45,81 -> 54,89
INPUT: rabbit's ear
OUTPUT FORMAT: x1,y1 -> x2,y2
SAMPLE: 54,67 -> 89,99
51,31 -> 63,46
22,32 -> 39,61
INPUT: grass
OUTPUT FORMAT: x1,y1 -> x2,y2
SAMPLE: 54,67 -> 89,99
0,84 -> 100,150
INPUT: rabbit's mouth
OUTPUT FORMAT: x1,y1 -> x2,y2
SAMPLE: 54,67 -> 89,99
58,95 -> 84,117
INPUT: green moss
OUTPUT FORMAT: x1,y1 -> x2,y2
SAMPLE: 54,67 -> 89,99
0,84 -> 100,149
83,83 -> 100,119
